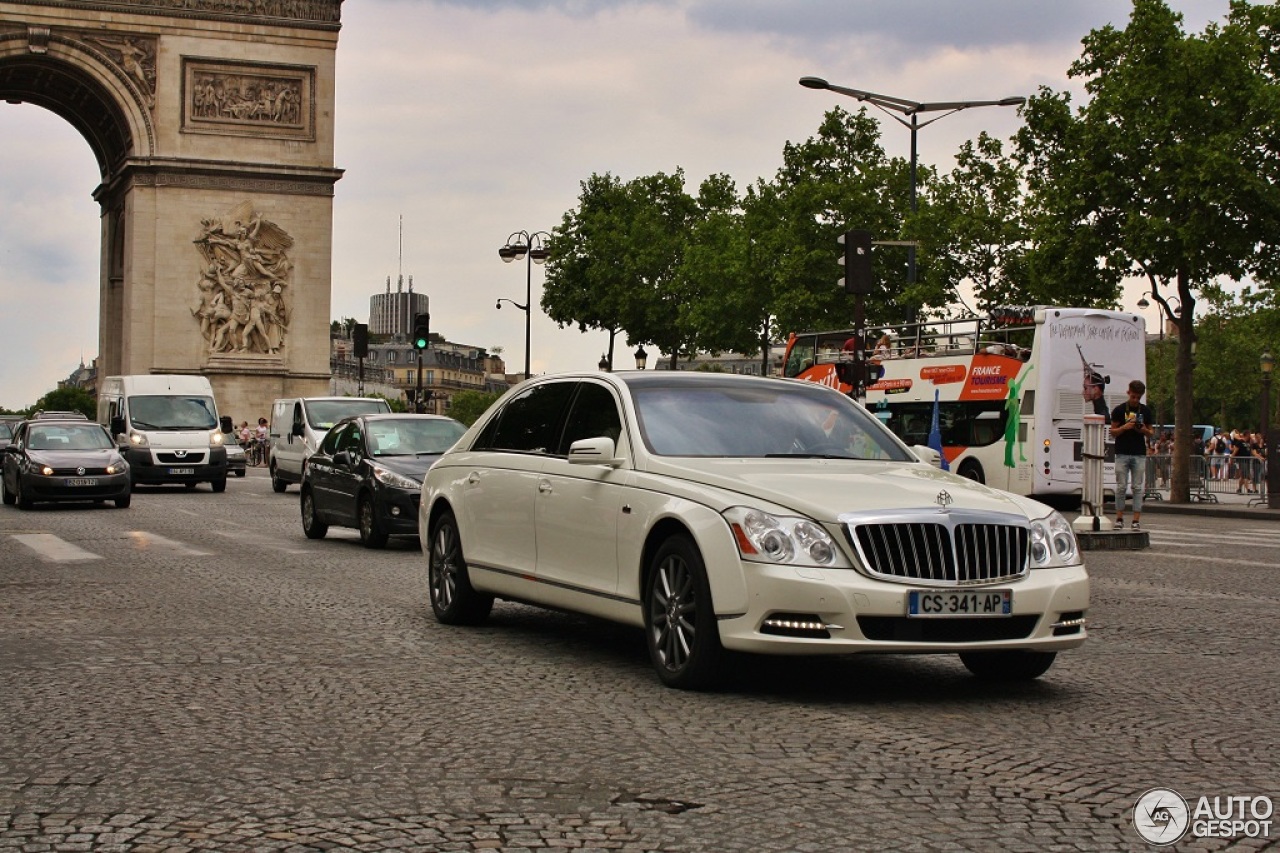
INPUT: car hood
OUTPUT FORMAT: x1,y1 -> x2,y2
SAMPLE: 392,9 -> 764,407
370,454 -> 443,482
639,457 -> 1041,521
26,449 -> 124,468
136,431 -> 215,449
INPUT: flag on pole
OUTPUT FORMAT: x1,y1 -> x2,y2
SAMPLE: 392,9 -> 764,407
928,388 -> 950,471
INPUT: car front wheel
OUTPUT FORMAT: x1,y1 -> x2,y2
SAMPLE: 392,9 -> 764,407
300,487 -> 328,539
1,476 -> 13,505
644,535 -> 723,690
959,650 -> 1057,681
358,495 -> 389,549
15,477 -> 34,510
271,463 -> 288,493
428,509 -> 492,625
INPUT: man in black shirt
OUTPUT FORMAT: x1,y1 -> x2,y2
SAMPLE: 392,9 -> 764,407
1110,379 -> 1155,529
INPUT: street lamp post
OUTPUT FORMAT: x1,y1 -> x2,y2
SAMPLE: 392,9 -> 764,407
1137,292 -> 1180,341
497,230 -> 550,380
1263,351 -> 1278,509
798,77 -> 1024,289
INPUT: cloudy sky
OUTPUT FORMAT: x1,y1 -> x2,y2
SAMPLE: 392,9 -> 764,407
0,0 -> 1231,411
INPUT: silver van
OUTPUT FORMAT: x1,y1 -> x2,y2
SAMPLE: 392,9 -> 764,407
268,397 -> 391,492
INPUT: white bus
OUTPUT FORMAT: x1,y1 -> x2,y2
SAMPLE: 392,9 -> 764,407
782,306 -> 1147,498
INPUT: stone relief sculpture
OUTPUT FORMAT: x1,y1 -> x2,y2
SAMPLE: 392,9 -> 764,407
121,0 -> 339,24
191,72 -> 302,126
192,202 -> 294,356
85,34 -> 157,107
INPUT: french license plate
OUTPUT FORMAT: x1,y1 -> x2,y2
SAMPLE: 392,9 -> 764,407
168,467 -> 195,476
908,589 -> 1011,618
64,478 -> 97,487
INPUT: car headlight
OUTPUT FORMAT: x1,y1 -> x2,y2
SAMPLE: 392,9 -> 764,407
1029,510 -> 1079,568
724,507 -> 852,568
128,430 -> 148,446
40,465 -> 55,476
372,465 -> 420,490
106,462 -> 127,475
209,430 -> 225,447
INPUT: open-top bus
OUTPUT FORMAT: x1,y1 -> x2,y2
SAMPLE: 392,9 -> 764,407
782,306 -> 1147,498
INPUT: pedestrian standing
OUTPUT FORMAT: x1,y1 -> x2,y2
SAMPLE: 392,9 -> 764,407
1111,379 -> 1155,530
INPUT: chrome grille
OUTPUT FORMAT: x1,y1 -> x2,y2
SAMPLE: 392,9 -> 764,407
156,451 -> 206,464
843,510 -> 1029,586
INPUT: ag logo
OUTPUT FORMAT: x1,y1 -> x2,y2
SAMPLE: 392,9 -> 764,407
1134,787 -> 1190,845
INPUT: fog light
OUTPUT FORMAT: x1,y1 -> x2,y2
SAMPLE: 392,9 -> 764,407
390,506 -> 402,517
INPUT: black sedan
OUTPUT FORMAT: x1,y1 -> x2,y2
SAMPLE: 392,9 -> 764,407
300,413 -> 466,548
1,419 -> 131,509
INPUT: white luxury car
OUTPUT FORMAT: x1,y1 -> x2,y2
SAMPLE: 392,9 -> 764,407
420,371 -> 1088,690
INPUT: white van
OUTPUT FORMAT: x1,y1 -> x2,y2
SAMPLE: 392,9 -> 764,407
268,396 -> 391,492
98,375 -> 229,492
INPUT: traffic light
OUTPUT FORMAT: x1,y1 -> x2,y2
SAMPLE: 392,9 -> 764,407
412,313 -> 430,350
838,229 -> 874,294
352,323 -> 368,358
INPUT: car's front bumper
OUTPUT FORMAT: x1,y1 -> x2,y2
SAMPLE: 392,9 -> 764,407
375,483 -> 422,534
20,472 -> 131,502
124,446 -> 227,484
716,562 -> 1089,655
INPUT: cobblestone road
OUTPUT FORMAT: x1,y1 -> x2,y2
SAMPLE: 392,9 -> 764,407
1,470 -> 1277,851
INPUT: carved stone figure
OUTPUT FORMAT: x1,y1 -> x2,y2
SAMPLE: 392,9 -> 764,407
192,202 -> 293,356
86,34 -> 157,106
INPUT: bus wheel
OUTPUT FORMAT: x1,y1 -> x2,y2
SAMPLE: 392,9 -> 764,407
957,460 -> 985,484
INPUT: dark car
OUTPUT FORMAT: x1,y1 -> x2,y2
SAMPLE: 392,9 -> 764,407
300,413 -> 466,548
1,419 -> 131,509
0,419 -> 17,454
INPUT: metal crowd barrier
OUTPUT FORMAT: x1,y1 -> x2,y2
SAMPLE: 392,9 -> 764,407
1140,454 -> 1267,503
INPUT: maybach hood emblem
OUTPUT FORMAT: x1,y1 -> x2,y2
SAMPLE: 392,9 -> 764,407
936,490 -> 953,509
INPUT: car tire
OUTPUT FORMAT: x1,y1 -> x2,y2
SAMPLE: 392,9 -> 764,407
644,534 -> 724,690
358,495 -> 389,549
428,509 -> 493,625
185,482 -> 198,491
115,493 -> 131,509
959,650 -> 1057,681
271,463 -> 288,493
300,487 -> 328,539
211,478 -> 227,493
15,478 -> 33,511
1,478 -> 14,506
957,460 -> 985,484
235,470 -> 246,478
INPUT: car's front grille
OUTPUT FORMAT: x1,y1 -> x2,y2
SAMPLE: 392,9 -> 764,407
842,510 -> 1029,586
156,451 -> 207,464
857,615 -> 1039,642
46,466 -> 112,476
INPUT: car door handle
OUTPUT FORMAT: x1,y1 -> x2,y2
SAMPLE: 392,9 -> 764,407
467,472 -> 480,485
538,479 -> 553,493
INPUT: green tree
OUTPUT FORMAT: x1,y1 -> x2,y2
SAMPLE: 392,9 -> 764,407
32,386 -> 96,419
448,390 -> 503,427
1015,0 -> 1280,501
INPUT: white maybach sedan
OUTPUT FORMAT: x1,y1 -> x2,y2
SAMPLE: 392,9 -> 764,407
419,371 -> 1088,690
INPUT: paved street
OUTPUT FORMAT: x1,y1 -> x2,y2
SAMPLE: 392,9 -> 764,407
1,469 -> 1277,852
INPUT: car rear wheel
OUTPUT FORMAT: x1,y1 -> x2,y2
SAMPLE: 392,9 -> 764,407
428,509 -> 492,625
300,487 -> 328,539
358,495 -> 388,549
644,535 -> 723,690
959,650 -> 1057,681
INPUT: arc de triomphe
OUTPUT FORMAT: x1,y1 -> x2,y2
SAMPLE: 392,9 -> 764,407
0,0 -> 342,420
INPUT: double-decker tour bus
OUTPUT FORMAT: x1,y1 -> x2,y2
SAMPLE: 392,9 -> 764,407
782,306 -> 1147,498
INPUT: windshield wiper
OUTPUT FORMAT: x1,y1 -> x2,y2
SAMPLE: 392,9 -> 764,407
130,419 -> 159,429
765,453 -> 859,460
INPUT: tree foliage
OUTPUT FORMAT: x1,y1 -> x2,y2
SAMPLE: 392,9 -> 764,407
31,386 -> 96,419
448,390 -> 503,427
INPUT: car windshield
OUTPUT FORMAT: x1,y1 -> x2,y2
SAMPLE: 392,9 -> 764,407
305,399 -> 391,430
366,418 -> 466,456
631,379 -> 912,460
0,423 -> 12,440
128,395 -> 218,430
26,424 -> 113,451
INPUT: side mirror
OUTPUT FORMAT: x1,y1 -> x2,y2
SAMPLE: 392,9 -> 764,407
911,444 -> 943,469
110,416 -> 126,436
333,450 -> 351,467
292,423 -> 304,438
219,415 -> 234,434
568,436 -> 623,468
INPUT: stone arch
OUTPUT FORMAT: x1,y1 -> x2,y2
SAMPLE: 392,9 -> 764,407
0,1 -> 342,421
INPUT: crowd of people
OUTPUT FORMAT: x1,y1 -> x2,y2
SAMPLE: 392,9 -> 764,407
1164,428 -> 1267,494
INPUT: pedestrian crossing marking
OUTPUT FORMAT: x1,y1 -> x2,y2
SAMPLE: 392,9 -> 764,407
126,531 -> 212,556
11,533 -> 101,562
